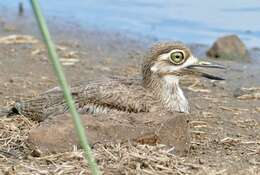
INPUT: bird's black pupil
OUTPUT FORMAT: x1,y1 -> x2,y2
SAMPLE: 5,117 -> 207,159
170,51 -> 184,64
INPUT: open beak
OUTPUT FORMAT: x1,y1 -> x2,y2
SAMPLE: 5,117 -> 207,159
186,60 -> 226,80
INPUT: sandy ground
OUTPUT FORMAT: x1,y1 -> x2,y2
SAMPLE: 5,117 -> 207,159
0,14 -> 260,175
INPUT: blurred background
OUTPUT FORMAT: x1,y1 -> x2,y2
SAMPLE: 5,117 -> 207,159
0,0 -> 259,47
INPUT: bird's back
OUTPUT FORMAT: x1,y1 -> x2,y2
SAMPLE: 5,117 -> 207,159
14,76 -> 160,121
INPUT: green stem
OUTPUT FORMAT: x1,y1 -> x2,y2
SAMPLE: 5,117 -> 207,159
30,1 -> 100,174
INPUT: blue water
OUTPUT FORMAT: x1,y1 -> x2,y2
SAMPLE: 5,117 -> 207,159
1,0 -> 260,47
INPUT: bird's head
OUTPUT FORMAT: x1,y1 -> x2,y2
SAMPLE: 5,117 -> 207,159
142,42 -> 225,87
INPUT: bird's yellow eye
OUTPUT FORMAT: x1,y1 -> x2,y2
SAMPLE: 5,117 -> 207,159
170,51 -> 185,65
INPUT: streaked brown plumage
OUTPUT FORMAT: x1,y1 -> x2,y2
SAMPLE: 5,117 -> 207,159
2,42 -> 225,121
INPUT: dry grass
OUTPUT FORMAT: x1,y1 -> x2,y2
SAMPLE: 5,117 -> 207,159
1,111 -> 259,175
0,116 -> 198,175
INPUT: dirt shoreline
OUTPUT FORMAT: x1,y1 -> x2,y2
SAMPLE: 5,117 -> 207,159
0,13 -> 260,174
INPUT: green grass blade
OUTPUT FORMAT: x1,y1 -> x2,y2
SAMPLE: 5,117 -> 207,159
30,0 -> 100,174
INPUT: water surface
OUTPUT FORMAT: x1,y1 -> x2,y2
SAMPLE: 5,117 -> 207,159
0,0 -> 259,47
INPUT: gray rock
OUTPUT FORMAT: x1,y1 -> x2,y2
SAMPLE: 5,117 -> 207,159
207,35 -> 249,60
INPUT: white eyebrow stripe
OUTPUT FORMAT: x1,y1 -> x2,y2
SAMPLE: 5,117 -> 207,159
170,49 -> 185,55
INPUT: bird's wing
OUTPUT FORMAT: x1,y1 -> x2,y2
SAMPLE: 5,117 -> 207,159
70,76 -> 156,113
16,77 -> 155,121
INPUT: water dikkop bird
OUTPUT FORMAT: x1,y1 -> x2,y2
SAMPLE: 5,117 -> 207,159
0,42 -> 225,121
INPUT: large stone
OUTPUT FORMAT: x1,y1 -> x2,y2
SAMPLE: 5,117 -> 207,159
206,35 -> 248,60
27,112 -> 190,155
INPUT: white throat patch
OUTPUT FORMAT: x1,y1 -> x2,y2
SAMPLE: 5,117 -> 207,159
161,75 -> 189,113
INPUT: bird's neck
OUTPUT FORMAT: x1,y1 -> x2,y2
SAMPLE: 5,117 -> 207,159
161,76 -> 189,113
143,74 -> 189,113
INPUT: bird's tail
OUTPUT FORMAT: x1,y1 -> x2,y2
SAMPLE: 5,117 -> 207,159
0,106 -> 17,117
